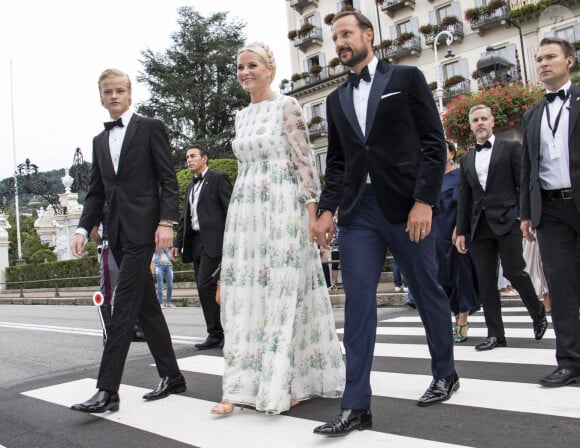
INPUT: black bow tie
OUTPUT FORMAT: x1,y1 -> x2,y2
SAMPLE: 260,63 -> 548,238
475,141 -> 492,152
104,118 -> 124,131
193,175 -> 204,184
348,66 -> 371,88
545,90 -> 567,103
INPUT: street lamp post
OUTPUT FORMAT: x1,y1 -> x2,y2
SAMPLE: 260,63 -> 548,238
433,30 -> 455,112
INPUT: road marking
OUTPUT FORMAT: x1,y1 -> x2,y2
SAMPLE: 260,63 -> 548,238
369,343 -> 555,366
0,322 -> 203,344
22,378 -> 472,448
385,316 -> 552,324
175,355 -> 579,419
339,327 -> 556,339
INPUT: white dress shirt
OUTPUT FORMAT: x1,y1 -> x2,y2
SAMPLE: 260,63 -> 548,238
475,134 -> 496,191
352,57 -> 378,137
539,80 -> 572,190
108,109 -> 133,174
190,167 -> 208,231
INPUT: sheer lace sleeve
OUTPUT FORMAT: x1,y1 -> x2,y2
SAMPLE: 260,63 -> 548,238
282,96 -> 321,204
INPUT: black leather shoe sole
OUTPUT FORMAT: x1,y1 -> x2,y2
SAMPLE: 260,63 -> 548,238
71,396 -> 119,413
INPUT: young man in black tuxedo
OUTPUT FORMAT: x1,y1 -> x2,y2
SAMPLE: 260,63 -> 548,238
312,10 -> 457,437
70,68 -> 185,413
521,37 -> 580,387
172,145 -> 232,350
455,104 -> 547,351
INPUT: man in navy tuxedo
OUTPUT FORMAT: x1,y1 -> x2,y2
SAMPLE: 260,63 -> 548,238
521,37 -> 580,387
313,10 -> 457,437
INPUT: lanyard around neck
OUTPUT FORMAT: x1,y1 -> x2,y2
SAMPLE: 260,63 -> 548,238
545,91 -> 571,138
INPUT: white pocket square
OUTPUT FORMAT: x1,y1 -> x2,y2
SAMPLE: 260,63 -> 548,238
381,92 -> 401,99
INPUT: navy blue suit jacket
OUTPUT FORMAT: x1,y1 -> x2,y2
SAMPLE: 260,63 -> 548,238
319,60 -> 446,225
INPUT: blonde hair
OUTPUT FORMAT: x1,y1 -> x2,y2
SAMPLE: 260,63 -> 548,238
98,68 -> 132,92
238,42 -> 276,83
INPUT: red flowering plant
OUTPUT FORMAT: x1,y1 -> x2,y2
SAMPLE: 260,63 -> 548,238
443,83 -> 544,155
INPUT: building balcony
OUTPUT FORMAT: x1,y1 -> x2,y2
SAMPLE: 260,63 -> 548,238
380,0 -> 416,18
468,5 -> 509,35
476,67 -> 521,90
383,35 -> 422,61
284,64 -> 349,95
308,119 -> 328,139
443,79 -> 471,101
424,22 -> 464,46
294,26 -> 323,50
289,0 -> 318,14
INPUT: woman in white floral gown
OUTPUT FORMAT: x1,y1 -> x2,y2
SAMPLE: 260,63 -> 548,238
210,42 -> 345,415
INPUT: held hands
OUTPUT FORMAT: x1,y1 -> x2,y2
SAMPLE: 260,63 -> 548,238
312,210 -> 334,248
71,234 -> 88,258
155,225 -> 174,251
521,219 -> 536,242
406,202 -> 432,243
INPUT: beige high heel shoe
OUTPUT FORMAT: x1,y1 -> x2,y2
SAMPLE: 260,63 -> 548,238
210,401 -> 235,415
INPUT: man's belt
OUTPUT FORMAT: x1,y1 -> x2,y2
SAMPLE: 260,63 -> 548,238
541,188 -> 574,201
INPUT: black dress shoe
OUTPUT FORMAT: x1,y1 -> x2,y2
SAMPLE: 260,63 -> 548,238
417,372 -> 459,407
539,367 -> 580,387
71,390 -> 119,413
194,336 -> 224,350
533,314 -> 549,340
313,409 -> 372,437
142,373 -> 187,400
475,336 -> 507,351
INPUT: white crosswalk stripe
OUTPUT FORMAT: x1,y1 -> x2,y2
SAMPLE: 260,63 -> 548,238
18,307 -> 580,447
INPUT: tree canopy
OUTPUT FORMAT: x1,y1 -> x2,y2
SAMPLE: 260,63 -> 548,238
137,7 -> 249,166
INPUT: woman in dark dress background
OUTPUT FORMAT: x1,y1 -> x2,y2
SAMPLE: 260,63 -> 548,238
434,140 -> 480,342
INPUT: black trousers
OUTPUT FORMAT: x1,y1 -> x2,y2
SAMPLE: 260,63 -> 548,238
97,230 -> 180,392
471,215 -> 544,338
536,198 -> 580,370
192,232 -> 223,339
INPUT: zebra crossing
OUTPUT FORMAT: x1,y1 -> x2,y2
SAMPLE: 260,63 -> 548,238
19,306 -> 580,447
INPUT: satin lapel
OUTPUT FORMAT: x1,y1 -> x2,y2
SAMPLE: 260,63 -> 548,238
197,170 -> 211,203
365,61 -> 393,139
338,83 -> 364,142
527,103 -> 543,168
117,114 -> 140,175
568,84 -> 580,140
486,139 -> 504,187
97,131 -> 115,176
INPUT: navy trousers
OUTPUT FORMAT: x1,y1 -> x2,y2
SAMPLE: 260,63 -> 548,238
339,186 -> 455,410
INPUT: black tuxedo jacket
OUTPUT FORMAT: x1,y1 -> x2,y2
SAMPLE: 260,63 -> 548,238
79,113 -> 179,247
318,60 -> 446,225
457,138 -> 522,239
174,169 -> 232,261
521,83 -> 580,227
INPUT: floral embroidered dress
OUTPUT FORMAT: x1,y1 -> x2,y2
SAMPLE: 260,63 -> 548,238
220,94 -> 345,414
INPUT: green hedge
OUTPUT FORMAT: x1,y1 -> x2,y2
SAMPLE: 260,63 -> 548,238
5,256 -> 197,290
6,257 -> 100,289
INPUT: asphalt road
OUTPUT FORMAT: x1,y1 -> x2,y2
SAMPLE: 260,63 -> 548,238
0,304 -> 578,448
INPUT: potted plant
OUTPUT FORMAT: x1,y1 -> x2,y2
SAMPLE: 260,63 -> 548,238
428,81 -> 438,91
328,57 -> 341,68
379,39 -> 394,49
488,0 -> 506,10
291,73 -> 302,82
287,30 -> 298,41
324,13 -> 335,25
299,22 -> 315,37
464,7 -> 482,22
441,15 -> 460,27
444,75 -> 465,88
309,64 -> 323,76
471,70 -> 482,80
419,23 -> 436,36
396,32 -> 415,45
309,115 -> 324,126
